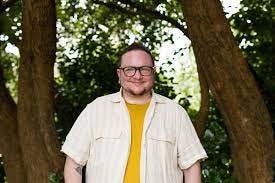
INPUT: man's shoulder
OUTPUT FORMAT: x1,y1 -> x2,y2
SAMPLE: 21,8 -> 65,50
154,93 -> 177,105
154,93 -> 186,112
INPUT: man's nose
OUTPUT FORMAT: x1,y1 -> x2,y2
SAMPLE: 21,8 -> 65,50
133,69 -> 142,79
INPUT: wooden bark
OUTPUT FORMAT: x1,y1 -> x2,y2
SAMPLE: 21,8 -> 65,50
181,0 -> 273,182
17,0 -> 63,182
0,67 -> 27,183
193,61 -> 209,139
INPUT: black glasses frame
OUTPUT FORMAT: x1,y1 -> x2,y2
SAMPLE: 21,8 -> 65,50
119,66 -> 155,77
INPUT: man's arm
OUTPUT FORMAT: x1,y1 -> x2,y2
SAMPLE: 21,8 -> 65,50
64,156 -> 83,183
183,161 -> 202,183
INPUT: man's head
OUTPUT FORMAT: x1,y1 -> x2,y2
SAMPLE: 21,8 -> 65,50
118,43 -> 155,67
117,43 -> 155,97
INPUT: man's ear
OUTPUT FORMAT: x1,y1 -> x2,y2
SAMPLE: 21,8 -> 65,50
117,69 -> 121,84
117,68 -> 122,78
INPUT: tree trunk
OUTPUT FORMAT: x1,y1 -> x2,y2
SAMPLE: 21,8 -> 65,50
180,0 -> 273,182
17,0 -> 63,182
0,67 -> 27,183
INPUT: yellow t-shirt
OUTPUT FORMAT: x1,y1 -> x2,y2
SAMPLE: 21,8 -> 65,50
124,101 -> 150,183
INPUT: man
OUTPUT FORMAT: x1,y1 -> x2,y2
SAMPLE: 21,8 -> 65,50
62,43 -> 207,183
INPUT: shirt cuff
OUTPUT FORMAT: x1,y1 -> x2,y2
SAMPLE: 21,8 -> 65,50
61,145 -> 87,166
179,153 -> 208,170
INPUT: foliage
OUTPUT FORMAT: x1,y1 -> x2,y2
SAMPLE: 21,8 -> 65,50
0,44 -> 19,100
0,156 -> 5,183
0,0 -> 21,100
48,172 -> 64,183
201,97 -> 238,182
0,0 -> 22,44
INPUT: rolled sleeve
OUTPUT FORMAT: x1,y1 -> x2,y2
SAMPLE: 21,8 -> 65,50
61,104 -> 93,166
177,107 -> 207,170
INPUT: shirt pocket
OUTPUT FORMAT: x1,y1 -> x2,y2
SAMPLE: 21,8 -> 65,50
92,128 -> 123,166
147,129 -> 176,158
94,128 -> 123,140
146,129 -> 177,182
147,129 -> 175,145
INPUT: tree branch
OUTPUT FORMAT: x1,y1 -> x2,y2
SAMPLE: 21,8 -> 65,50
194,62 -> 210,139
0,0 -> 18,14
92,0 -> 188,37
0,65 -> 27,182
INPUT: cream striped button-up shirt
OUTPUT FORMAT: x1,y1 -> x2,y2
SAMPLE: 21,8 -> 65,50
61,91 -> 207,183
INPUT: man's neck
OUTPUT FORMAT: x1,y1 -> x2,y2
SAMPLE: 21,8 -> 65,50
122,91 -> 152,104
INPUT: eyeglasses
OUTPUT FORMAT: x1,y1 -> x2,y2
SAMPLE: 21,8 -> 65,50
119,66 -> 154,77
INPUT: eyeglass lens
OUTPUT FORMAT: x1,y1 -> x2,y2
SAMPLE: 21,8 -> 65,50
122,66 -> 153,76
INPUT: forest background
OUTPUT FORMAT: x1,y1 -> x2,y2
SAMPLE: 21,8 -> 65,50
0,0 -> 274,182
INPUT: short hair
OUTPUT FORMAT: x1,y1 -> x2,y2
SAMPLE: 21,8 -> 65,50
118,42 -> 155,66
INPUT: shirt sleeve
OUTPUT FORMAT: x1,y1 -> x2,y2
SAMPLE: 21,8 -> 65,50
177,106 -> 208,170
61,104 -> 94,166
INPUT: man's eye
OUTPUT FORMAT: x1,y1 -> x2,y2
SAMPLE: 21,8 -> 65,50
141,68 -> 150,71
141,67 -> 151,71
125,67 -> 135,71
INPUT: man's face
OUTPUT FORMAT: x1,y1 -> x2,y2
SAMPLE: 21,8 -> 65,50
117,50 -> 155,97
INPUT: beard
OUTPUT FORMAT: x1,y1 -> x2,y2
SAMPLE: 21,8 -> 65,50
120,78 -> 154,98
122,83 -> 153,97
128,88 -> 147,96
